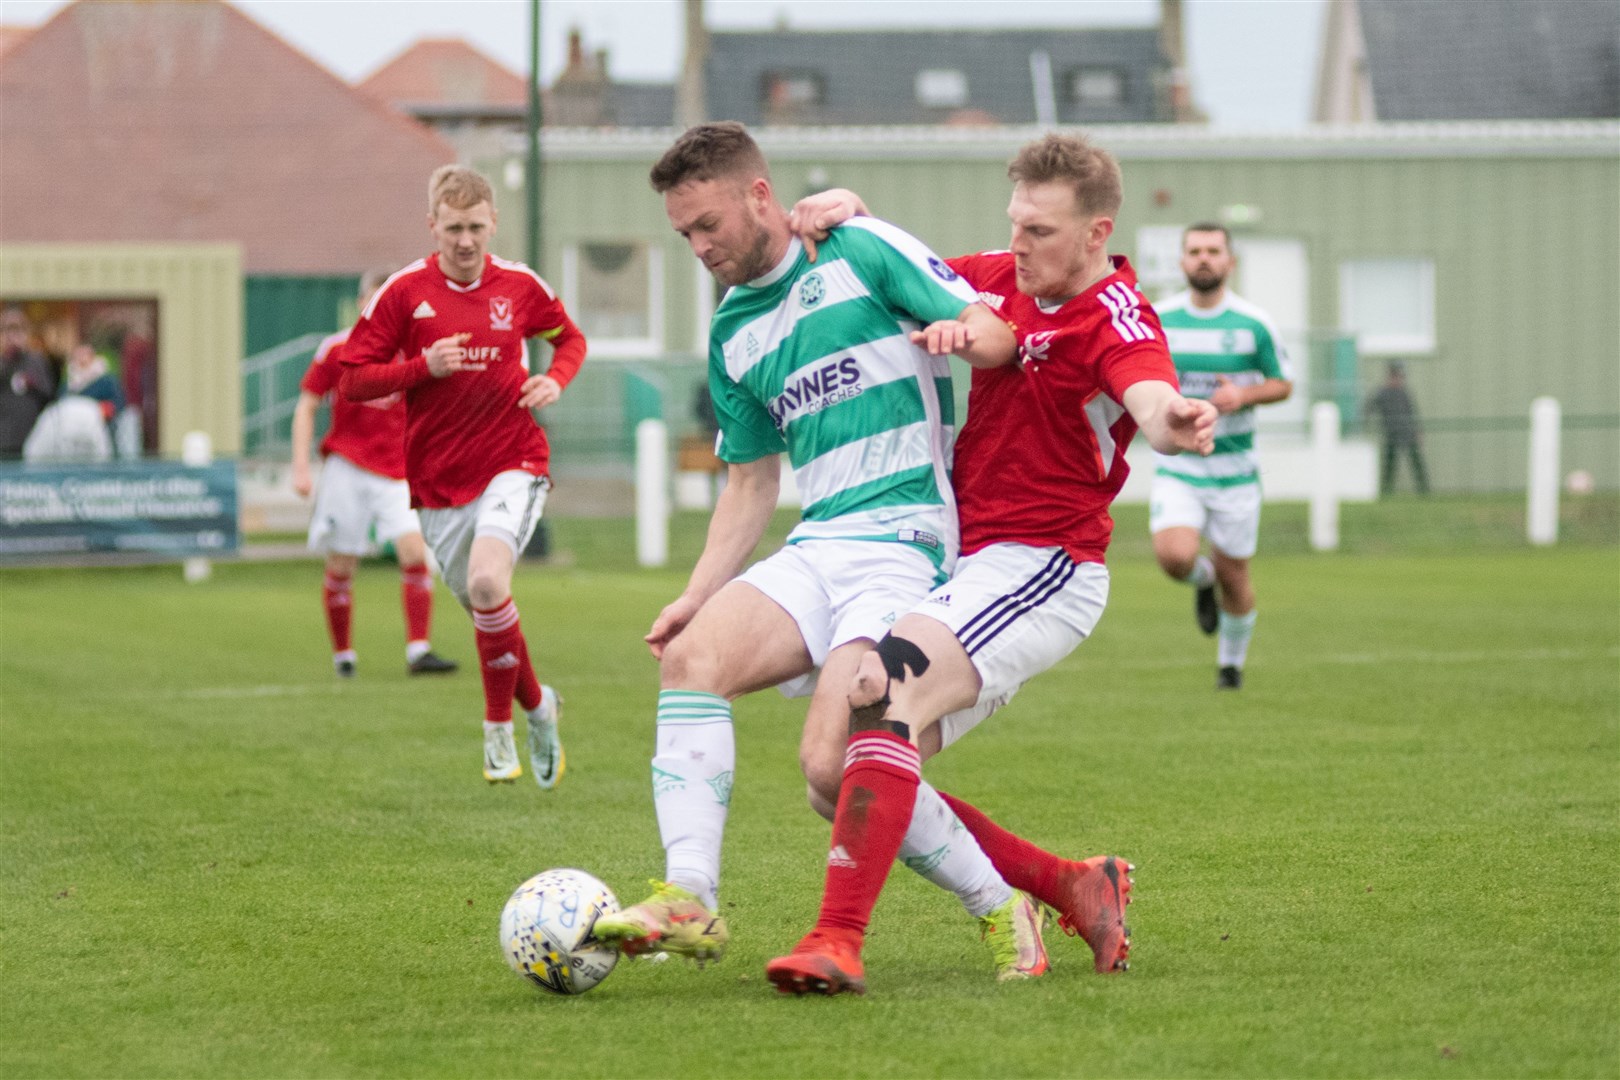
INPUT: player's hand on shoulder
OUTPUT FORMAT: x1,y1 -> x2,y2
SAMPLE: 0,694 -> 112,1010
789,188 -> 867,262
424,332 -> 473,378
645,595 -> 702,660
519,373 -> 561,410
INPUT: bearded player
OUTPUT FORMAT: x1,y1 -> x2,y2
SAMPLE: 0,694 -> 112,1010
340,165 -> 585,788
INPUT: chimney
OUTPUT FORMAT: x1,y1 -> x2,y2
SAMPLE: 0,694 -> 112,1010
1159,0 -> 1201,122
677,0 -> 708,128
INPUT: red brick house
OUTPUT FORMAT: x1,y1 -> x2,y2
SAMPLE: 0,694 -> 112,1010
0,0 -> 457,274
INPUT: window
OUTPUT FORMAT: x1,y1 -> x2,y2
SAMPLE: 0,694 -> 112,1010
1134,225 -> 1187,300
562,241 -> 663,357
1338,258 -> 1435,355
762,71 -> 823,110
915,69 -> 968,108
1069,67 -> 1125,107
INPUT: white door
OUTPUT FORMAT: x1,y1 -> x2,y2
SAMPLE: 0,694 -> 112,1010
1233,237 -> 1309,430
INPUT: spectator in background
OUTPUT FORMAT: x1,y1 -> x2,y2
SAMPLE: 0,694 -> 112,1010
0,305 -> 56,459
120,308 -> 158,454
21,342 -> 126,462
63,342 -> 126,427
1364,361 -> 1429,496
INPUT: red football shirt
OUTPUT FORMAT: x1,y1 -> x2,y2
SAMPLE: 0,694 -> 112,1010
300,329 -> 407,480
341,254 -> 586,509
948,253 -> 1176,564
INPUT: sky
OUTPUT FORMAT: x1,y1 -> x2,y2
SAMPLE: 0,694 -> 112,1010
3,0 -> 1328,129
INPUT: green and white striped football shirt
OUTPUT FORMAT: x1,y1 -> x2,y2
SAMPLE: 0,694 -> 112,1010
708,219 -> 977,566
1154,290 -> 1292,487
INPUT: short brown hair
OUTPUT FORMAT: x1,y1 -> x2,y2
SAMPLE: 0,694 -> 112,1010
650,122 -> 770,193
428,165 -> 495,215
1182,222 -> 1231,248
1007,134 -> 1123,219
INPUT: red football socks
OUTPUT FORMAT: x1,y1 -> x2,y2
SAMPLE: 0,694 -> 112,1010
322,571 -> 353,653
472,598 -> 528,723
813,731 -> 921,935
400,562 -> 433,648
514,633 -> 542,713
937,789 -> 1066,903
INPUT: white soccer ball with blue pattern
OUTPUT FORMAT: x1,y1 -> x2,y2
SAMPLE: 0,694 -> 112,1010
499,868 -> 620,995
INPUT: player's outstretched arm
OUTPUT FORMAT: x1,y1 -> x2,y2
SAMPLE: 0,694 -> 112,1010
909,304 -> 1016,368
1124,379 -> 1218,456
789,188 -> 870,262
645,455 -> 782,659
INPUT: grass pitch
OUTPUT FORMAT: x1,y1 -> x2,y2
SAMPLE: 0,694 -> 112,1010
2,504 -> 1616,1078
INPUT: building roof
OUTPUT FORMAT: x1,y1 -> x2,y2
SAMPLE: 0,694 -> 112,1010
0,24 -> 33,59
611,81 -> 676,128
357,37 -> 527,110
705,27 -> 1172,127
1360,0 -> 1620,120
0,0 -> 458,274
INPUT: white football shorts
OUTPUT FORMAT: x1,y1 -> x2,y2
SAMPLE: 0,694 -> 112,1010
1149,473 -> 1262,560
920,543 -> 1110,751
418,470 -> 549,609
737,537 -> 946,699
307,453 -> 420,556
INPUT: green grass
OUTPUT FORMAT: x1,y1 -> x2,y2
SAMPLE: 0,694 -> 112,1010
2,506 -> 1616,1078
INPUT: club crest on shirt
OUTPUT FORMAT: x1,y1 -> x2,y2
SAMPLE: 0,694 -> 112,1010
489,296 -> 514,331
928,257 -> 959,282
798,273 -> 825,309
1020,330 -> 1056,367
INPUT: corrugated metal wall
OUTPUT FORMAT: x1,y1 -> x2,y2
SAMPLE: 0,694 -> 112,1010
0,243 -> 243,455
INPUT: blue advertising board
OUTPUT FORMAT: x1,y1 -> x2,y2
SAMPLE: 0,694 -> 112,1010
0,461 -> 238,561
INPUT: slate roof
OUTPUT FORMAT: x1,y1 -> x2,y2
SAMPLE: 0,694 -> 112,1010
0,0 -> 457,274
705,27 -> 1171,126
1361,0 -> 1620,120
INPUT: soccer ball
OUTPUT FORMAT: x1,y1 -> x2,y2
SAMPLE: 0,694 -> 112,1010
499,868 -> 621,995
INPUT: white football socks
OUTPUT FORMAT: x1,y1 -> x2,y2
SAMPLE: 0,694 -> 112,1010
898,781 -> 1013,918
1183,554 -> 1216,589
651,690 -> 734,912
1218,609 -> 1257,669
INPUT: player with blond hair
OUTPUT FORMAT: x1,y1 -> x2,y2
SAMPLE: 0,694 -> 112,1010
339,165 -> 585,787
764,133 -> 1216,995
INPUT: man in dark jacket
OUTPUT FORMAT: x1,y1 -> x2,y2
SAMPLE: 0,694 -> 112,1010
0,306 -> 56,458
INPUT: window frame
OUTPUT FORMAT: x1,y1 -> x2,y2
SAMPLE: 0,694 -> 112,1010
560,240 -> 665,359
1338,257 -> 1436,356
1068,66 -> 1127,108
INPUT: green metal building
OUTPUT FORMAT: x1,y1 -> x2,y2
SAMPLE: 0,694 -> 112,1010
481,120 -> 1618,495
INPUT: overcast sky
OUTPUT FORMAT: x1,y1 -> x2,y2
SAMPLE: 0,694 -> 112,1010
5,0 -> 1328,129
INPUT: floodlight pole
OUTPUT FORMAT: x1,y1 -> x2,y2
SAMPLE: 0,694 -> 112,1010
526,0 -> 542,272
525,0 -> 553,557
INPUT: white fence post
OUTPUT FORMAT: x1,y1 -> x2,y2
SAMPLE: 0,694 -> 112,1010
1309,401 -> 1341,552
635,419 -> 669,568
1527,396 -> 1561,546
181,431 -> 213,583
